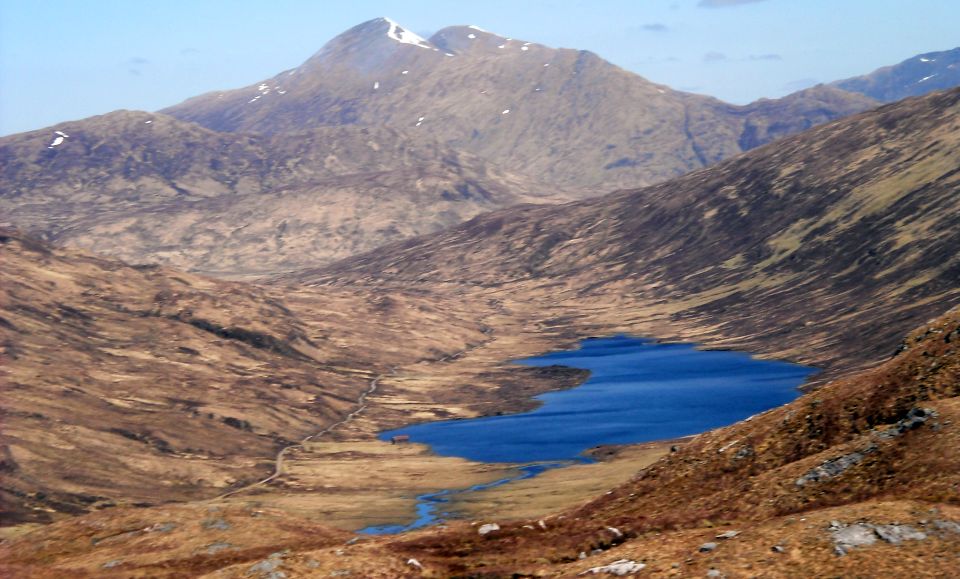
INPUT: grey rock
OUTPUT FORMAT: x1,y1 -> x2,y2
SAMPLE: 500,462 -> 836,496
796,445 -> 877,486
478,523 -> 500,536
934,520 -> 960,534
145,522 -> 177,533
699,542 -> 718,552
102,560 -> 123,569
202,517 -> 231,531
874,524 -> 926,545
247,552 -> 285,577
578,559 -> 646,575
833,523 -> 878,552
706,570 -> 723,578
875,407 -> 936,439
831,521 -> 928,555
206,541 -> 234,554
715,530 -> 739,540
771,545 -> 785,554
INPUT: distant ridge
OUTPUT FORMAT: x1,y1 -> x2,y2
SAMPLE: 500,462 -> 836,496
834,46 -> 960,102
0,110 -> 563,277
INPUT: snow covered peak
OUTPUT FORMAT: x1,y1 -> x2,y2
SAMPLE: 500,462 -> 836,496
381,17 -> 433,49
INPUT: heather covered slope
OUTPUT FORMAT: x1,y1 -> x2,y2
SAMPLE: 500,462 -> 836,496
0,111 -> 561,277
383,307 -> 960,577
3,307 -> 958,577
0,229 -> 496,524
306,87 -> 960,373
163,18 -> 878,192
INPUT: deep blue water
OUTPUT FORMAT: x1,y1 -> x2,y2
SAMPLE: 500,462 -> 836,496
362,336 -> 816,534
379,336 -> 817,464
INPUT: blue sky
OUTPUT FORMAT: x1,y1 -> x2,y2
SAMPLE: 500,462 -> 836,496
1,0 -> 958,135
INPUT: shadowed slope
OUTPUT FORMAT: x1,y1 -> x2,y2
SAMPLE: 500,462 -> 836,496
304,87 -> 960,373
0,111 -> 562,277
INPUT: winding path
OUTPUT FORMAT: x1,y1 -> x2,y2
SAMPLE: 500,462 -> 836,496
213,369 -> 390,500
212,321 -> 500,501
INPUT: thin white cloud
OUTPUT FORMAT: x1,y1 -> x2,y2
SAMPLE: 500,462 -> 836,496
641,23 -> 670,32
703,51 -> 728,63
699,0 -> 769,8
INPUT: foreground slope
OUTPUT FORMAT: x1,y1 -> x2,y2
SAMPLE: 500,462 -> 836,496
3,307 -> 957,577
0,111 -> 560,277
380,307 -> 960,577
308,87 -> 960,372
164,18 -> 878,192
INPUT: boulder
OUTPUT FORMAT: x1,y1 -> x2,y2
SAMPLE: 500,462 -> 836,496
579,559 -> 646,575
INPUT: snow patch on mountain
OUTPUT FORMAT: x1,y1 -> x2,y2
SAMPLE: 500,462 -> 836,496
383,17 -> 432,49
48,131 -> 69,149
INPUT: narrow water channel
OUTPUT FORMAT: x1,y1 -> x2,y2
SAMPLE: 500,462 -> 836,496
362,335 -> 816,534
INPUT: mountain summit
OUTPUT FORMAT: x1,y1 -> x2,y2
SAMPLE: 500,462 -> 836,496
301,17 -> 446,76
163,18 -> 878,192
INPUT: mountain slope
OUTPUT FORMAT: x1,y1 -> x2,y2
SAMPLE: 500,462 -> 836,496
834,46 -> 960,102
0,111 -> 563,277
381,306 -> 960,577
303,87 -> 960,373
163,18 -> 878,192
0,229 -> 495,524
4,306 -> 958,577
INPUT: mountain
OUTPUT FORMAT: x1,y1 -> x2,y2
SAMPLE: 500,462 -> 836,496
7,21 -> 956,280
4,306 -> 958,576
301,86 -> 960,374
0,111 -> 564,277
3,29 -> 960,577
163,17 -> 879,192
0,228 -> 501,524
834,46 -> 960,103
